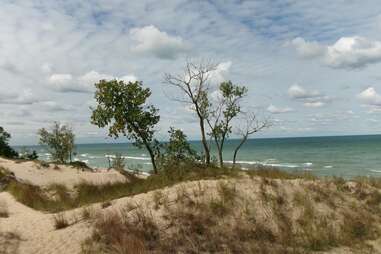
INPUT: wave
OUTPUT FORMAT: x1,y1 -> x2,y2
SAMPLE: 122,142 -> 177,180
224,160 -> 299,169
370,170 -> 381,173
105,155 -> 150,161
303,162 -> 313,167
324,165 -> 333,169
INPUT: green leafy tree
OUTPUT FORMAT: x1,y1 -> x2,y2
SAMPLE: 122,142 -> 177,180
91,80 -> 160,173
207,81 -> 247,167
38,122 -> 75,163
161,127 -> 199,166
0,127 -> 18,158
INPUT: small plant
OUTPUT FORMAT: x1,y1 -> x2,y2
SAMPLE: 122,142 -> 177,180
0,200 -> 9,218
0,231 -> 21,254
112,153 -> 126,171
101,201 -> 112,209
152,190 -> 164,210
69,161 -> 90,170
53,212 -> 69,230
81,207 -> 94,220
38,160 -> 50,168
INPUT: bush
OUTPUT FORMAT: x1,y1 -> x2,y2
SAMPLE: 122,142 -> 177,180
69,161 -> 90,170
111,154 -> 125,171
19,149 -> 38,160
0,127 -> 18,159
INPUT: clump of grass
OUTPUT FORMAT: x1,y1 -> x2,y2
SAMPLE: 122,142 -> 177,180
81,206 -> 94,220
6,181 -> 75,212
152,190 -> 164,210
53,212 -> 69,230
0,200 -> 9,218
69,161 -> 91,170
38,160 -> 50,168
101,201 -> 112,209
0,231 -> 21,254
366,190 -> 381,208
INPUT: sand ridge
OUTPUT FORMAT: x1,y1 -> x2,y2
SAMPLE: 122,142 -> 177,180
0,158 -> 126,188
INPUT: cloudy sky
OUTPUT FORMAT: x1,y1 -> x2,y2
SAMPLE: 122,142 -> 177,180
1,0 -> 381,145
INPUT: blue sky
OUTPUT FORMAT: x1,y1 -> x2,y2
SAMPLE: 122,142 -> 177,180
1,0 -> 381,145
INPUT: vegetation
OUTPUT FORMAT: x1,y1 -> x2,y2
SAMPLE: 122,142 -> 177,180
91,80 -> 161,173
111,154 -> 126,172
159,127 -> 199,168
0,200 -> 8,218
38,122 -> 75,163
53,212 -> 70,230
164,60 -> 217,165
207,80 -> 247,167
18,149 -> 38,160
82,175 -> 381,253
164,60 -> 269,167
0,127 -> 18,159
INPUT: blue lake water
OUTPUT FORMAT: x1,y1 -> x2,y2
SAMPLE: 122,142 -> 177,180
15,135 -> 381,178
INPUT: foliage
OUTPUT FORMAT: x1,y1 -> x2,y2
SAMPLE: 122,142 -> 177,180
207,81 -> 247,167
69,161 -> 91,170
164,60 -> 217,165
0,127 -> 18,159
91,80 -> 160,173
159,127 -> 199,168
37,122 -> 75,163
19,148 -> 38,160
111,154 -> 126,171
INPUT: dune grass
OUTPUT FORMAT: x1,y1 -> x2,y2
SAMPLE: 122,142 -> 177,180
82,177 -> 381,254
4,163 -> 241,212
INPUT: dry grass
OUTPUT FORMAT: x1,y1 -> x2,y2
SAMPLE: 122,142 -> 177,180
0,232 -> 21,254
53,212 -> 70,230
0,200 -> 9,218
82,175 -> 381,254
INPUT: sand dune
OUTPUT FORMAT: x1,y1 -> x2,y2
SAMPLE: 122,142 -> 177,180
0,158 -> 126,188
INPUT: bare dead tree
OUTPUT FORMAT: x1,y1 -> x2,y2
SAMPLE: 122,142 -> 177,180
164,60 -> 217,165
232,112 -> 272,168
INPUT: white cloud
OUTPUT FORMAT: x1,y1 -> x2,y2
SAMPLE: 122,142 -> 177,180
129,25 -> 189,59
326,37 -> 381,69
291,36 -> 381,69
267,104 -> 294,114
290,37 -> 325,58
358,87 -> 381,106
304,101 -> 325,108
49,71 -> 138,93
209,61 -> 232,85
288,84 -> 321,99
288,84 -> 331,108
0,89 -> 39,105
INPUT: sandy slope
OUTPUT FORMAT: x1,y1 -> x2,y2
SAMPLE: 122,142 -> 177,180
0,158 -> 126,188
0,192 -> 91,254
0,158 -> 380,253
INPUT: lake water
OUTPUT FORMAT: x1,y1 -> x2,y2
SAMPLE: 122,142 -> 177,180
16,135 -> 381,178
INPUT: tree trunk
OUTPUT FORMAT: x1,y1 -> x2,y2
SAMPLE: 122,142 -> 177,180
199,118 -> 210,165
217,146 -> 223,168
232,134 -> 248,168
144,143 -> 158,174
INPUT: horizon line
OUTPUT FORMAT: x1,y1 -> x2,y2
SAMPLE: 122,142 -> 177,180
13,133 -> 381,147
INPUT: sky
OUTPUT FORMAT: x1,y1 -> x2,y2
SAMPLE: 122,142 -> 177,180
1,0 -> 381,145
